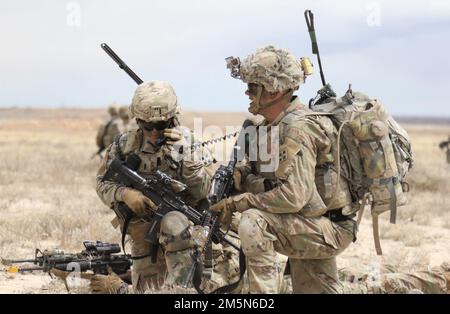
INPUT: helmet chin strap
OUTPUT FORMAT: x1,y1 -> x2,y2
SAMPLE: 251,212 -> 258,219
248,85 -> 264,114
249,87 -> 294,115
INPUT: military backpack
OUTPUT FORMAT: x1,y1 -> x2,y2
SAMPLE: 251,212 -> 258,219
311,86 -> 414,255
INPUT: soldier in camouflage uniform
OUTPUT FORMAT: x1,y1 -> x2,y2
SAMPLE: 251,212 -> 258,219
118,105 -> 138,133
96,104 -> 122,151
211,45 -> 357,293
438,136 -> 450,164
96,81 -> 213,292
335,263 -> 450,294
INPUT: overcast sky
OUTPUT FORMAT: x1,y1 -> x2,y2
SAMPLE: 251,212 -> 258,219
1,0 -> 449,117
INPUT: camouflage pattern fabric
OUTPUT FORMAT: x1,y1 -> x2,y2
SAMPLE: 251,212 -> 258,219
335,263 -> 449,294
127,220 -> 167,292
230,97 -> 355,293
129,81 -> 180,123
199,242 -> 241,293
96,117 -> 121,149
96,125 -> 213,291
118,118 -> 138,133
237,45 -> 305,93
118,105 -> 139,133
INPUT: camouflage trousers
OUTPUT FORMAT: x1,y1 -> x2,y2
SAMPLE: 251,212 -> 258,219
334,264 -> 449,294
127,221 -> 167,292
238,208 -> 355,293
126,213 -> 239,293
199,242 -> 241,293
126,212 -> 198,292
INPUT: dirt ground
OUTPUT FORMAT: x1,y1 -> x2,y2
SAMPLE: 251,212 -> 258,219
0,108 -> 449,293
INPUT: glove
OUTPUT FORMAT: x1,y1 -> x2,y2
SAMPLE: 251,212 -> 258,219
49,268 -> 93,292
120,188 -> 156,216
164,128 -> 190,161
209,198 -> 236,227
164,128 -> 188,147
50,268 -> 70,282
90,273 -> 128,294
50,269 -> 72,291
233,169 -> 243,192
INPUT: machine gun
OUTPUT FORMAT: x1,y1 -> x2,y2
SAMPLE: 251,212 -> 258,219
1,241 -> 132,291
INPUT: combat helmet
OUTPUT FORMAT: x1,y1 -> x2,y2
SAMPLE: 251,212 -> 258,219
118,105 -> 130,120
226,45 -> 306,114
129,81 -> 180,125
108,104 -> 119,117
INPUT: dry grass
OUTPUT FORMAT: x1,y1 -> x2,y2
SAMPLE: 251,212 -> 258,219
0,109 -> 449,293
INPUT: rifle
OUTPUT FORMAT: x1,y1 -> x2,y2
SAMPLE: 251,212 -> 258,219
209,119 -> 254,205
1,241 -> 132,291
102,156 -> 240,254
183,118 -> 254,292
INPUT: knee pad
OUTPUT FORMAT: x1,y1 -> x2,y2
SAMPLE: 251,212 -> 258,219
238,210 -> 276,257
159,211 -> 192,252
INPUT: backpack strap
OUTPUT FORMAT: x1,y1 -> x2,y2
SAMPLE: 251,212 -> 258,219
362,176 -> 399,256
372,214 -> 383,255
114,134 -> 126,161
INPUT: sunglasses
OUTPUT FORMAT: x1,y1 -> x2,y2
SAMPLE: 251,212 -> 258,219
137,119 -> 174,131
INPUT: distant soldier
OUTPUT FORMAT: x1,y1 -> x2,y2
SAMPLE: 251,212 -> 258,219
118,105 -> 138,133
93,105 -> 121,158
438,136 -> 450,164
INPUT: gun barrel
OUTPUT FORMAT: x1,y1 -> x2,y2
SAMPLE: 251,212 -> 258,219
7,265 -> 45,273
100,43 -> 144,85
1,259 -> 37,266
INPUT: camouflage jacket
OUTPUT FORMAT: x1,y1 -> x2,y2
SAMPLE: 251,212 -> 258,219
99,117 -> 121,148
96,127 -> 213,210
234,96 -> 352,217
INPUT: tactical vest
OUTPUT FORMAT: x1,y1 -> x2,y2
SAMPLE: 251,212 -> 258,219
249,107 -> 353,218
116,129 -> 182,180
